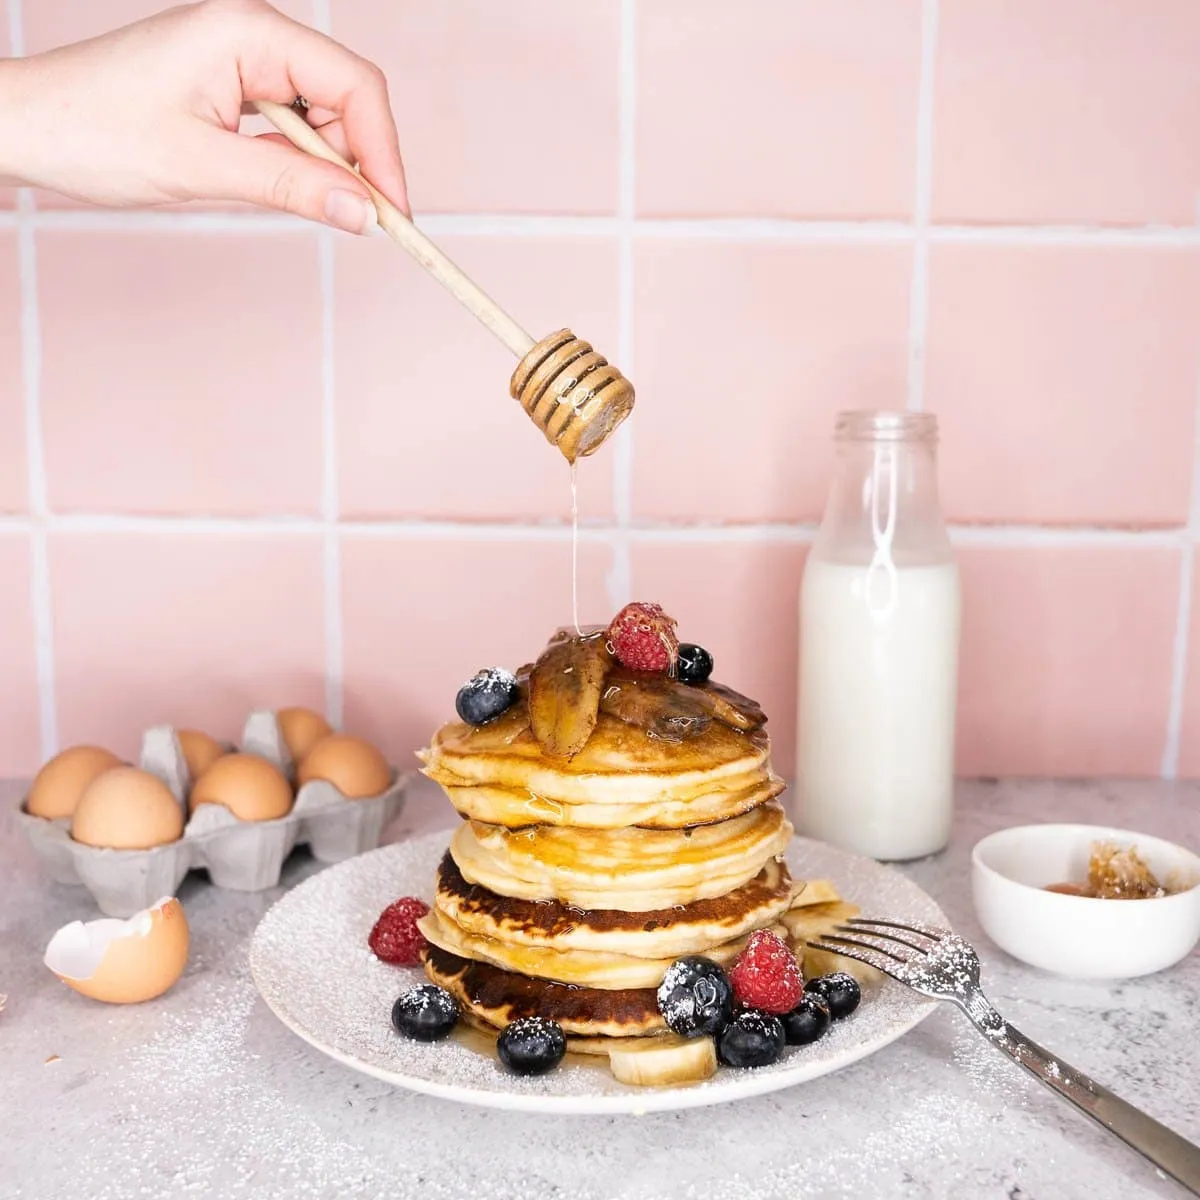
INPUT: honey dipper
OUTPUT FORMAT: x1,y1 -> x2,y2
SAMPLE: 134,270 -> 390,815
254,100 -> 634,462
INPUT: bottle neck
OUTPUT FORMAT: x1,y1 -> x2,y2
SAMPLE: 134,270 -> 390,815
814,413 -> 953,568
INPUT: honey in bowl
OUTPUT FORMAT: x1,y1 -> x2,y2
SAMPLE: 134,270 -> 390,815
1046,841 -> 1172,900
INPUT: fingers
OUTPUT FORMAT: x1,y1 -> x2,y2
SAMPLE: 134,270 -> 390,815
301,105 -> 353,164
227,4 -> 410,215
193,127 -> 379,232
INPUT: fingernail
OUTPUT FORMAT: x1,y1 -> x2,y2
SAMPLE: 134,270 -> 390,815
324,189 -> 377,235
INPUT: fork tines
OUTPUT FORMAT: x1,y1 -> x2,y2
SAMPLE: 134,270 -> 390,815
808,917 -> 950,981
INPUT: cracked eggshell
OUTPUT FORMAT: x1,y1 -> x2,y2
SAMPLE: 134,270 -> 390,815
44,897 -> 189,1004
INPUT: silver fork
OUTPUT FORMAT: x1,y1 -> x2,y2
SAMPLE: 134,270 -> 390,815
811,917 -> 1200,1195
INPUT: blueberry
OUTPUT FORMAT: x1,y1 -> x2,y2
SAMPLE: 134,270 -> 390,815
781,995 -> 831,1046
391,984 -> 459,1042
456,668 -> 519,725
496,1017 -> 567,1076
656,956 -> 734,1038
717,1010 -> 786,1068
676,644 -> 714,685
805,972 -> 861,1020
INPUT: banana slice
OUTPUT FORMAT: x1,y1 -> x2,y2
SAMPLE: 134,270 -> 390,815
780,899 -> 883,987
528,630 -> 612,758
801,944 -> 882,987
780,899 -> 861,942
608,1036 -> 717,1087
787,878 -> 844,908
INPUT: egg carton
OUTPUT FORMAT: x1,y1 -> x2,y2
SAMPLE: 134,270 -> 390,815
16,710 -> 409,917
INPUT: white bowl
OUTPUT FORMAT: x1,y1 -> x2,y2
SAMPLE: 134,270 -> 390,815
971,824 -> 1200,979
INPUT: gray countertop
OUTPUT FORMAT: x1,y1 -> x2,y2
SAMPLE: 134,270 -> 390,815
2,777 -> 1198,1200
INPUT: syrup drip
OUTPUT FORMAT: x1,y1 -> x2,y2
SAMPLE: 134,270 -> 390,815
570,462 -> 581,636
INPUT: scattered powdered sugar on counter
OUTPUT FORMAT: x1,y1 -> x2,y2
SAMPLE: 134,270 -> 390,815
67,973 -> 421,1200
248,832 -> 945,1112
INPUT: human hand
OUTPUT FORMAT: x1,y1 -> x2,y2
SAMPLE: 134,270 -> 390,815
0,0 -> 407,232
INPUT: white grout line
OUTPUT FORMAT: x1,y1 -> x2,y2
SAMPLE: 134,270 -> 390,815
317,229 -> 343,728
634,218 -> 915,244
607,0 -> 637,612
930,224 -> 1200,247
1160,363 -> 1200,777
15,193 -> 58,760
630,524 -> 819,545
7,0 -> 23,55
418,214 -> 621,239
3,511 -> 1196,544
15,206 -> 1200,245
1162,548 -> 1193,778
906,0 -> 938,413
949,524 -> 1187,549
31,209 -> 306,233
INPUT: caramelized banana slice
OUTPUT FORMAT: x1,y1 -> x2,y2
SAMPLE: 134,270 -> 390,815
697,680 -> 767,731
528,631 -> 612,758
600,669 -> 714,741
601,667 -> 765,736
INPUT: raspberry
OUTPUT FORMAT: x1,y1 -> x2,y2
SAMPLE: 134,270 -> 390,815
607,602 -> 679,673
368,897 -> 430,966
729,930 -> 804,1015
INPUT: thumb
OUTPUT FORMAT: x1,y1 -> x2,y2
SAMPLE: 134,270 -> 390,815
189,129 -> 378,233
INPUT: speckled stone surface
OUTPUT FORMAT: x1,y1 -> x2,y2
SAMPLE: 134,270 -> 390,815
2,777 -> 1198,1200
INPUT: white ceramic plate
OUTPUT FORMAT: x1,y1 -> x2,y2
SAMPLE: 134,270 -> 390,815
250,831 -> 945,1114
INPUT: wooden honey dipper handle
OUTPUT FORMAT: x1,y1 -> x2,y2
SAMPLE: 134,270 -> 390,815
254,100 -> 634,461
254,100 -> 535,358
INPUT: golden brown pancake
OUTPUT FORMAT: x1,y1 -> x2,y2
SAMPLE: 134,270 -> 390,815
423,944 -> 666,1039
419,906 -> 786,989
434,851 -> 796,959
437,771 -> 785,831
420,708 -> 771,807
451,803 -> 793,910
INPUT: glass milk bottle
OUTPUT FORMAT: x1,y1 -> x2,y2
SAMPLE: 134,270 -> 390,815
795,410 -> 960,861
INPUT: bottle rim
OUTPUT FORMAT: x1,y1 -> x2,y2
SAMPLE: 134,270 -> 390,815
834,409 -> 938,443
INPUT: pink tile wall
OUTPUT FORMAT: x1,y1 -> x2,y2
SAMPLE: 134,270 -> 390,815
0,537 -> 41,775
934,1 -> 1200,226
335,235 -> 618,521
1,0 -> 1199,782
0,233 -> 27,513
49,533 -> 327,761
637,0 -> 923,220
37,231 -> 324,516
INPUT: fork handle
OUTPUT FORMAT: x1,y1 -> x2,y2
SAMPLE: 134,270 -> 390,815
963,1000 -> 1200,1194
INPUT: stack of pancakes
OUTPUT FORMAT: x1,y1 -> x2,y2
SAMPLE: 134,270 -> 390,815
417,630 -> 807,1059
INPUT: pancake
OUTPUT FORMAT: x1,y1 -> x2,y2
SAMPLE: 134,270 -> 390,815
423,944 -> 666,1039
450,803 -> 793,911
438,770 -> 785,830
434,851 -> 797,959
420,708 -> 771,807
419,906 -> 786,988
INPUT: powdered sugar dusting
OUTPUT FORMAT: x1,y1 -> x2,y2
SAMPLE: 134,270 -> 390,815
248,833 -> 944,1114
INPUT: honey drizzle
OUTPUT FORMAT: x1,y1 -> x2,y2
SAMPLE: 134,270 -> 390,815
570,462 -> 582,636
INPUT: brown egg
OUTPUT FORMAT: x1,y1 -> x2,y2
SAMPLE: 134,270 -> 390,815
297,734 -> 392,799
27,745 -> 123,820
276,707 -> 333,763
189,753 -> 293,821
177,729 -> 226,780
44,897 -> 189,1004
71,767 -> 184,849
